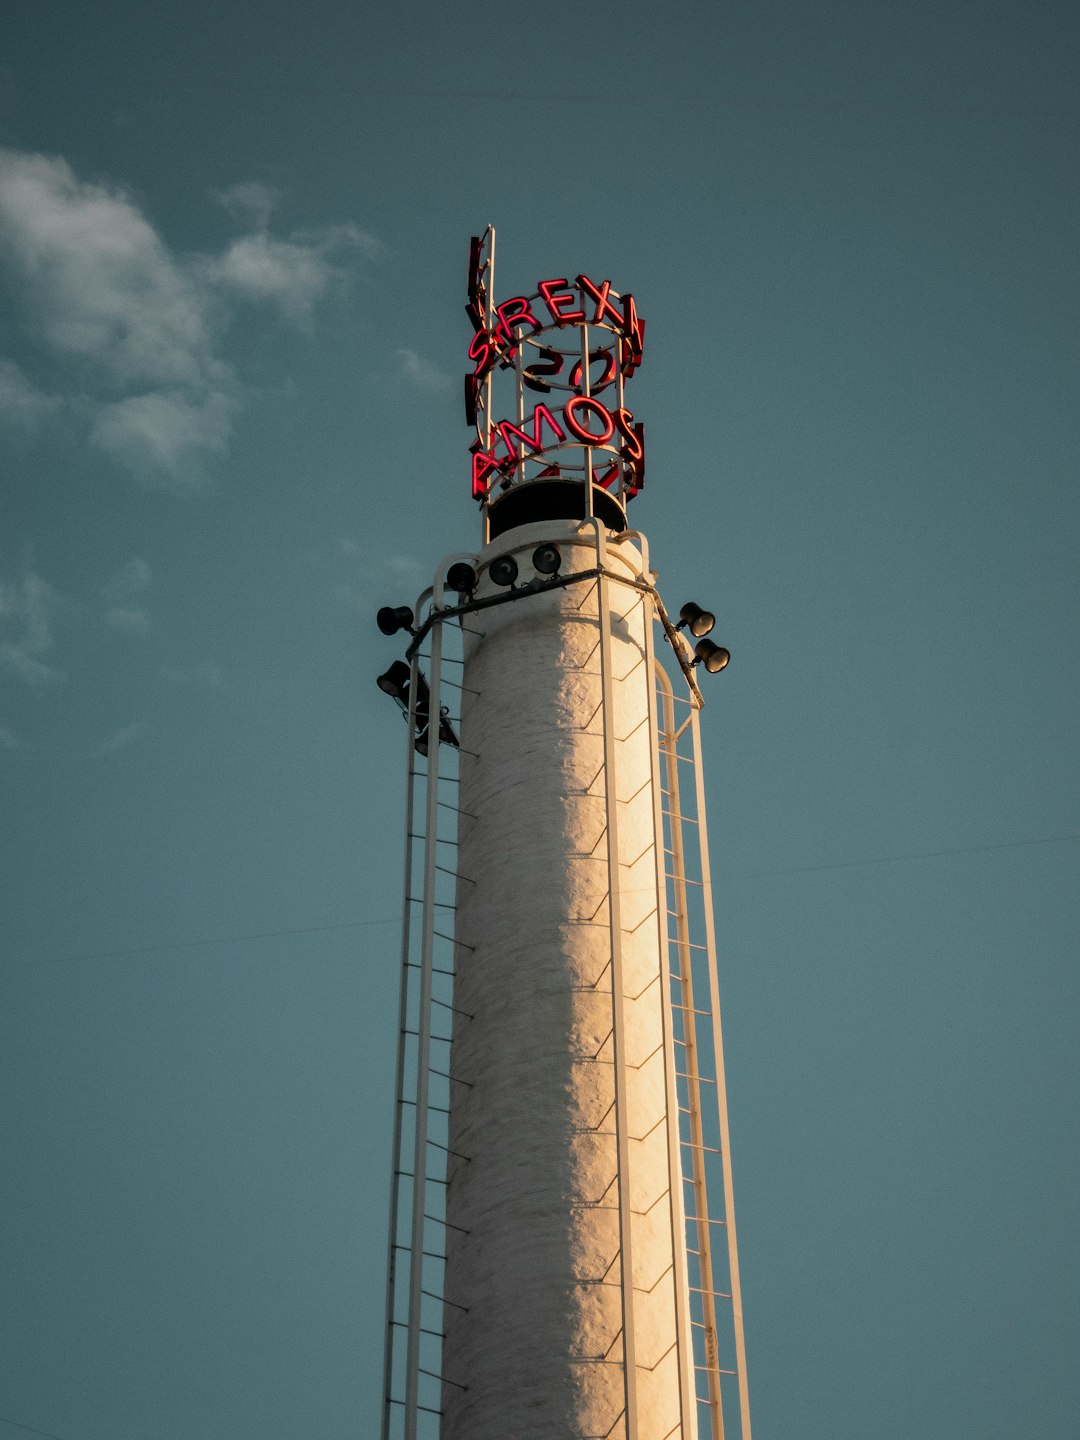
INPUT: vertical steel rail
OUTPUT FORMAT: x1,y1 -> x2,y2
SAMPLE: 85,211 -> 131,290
581,306 -> 594,517
645,638 -> 696,1437
481,227 -> 495,547
691,709 -> 752,1440
381,655 -> 423,1440
595,550 -> 638,1440
658,672 -> 725,1438
403,616 -> 445,1440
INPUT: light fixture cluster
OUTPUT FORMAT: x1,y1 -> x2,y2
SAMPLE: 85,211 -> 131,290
375,622 -> 459,755
675,601 -> 730,675
480,543 -> 563,592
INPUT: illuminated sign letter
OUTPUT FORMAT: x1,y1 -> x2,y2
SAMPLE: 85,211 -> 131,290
576,274 -> 623,332
568,348 -> 617,395
613,408 -> 643,462
538,278 -> 586,327
564,395 -> 615,446
469,328 -> 496,380
471,445 -> 503,499
498,403 -> 566,463
495,296 -> 541,346
621,294 -> 645,357
522,347 -> 564,393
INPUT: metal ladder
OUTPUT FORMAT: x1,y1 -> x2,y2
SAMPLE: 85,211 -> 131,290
655,663 -> 751,1440
381,606 -> 468,1440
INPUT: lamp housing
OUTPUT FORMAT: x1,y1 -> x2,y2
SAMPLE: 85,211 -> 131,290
531,544 -> 561,577
377,660 -> 412,700
377,605 -> 415,637
693,639 -> 730,674
488,554 -> 519,588
446,561 -> 478,596
678,601 -> 716,638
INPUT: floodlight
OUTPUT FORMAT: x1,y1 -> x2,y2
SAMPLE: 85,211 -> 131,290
377,660 -> 412,699
488,555 -> 519,588
677,602 -> 716,638
692,640 -> 730,674
416,706 -> 459,756
446,561 -> 478,596
532,544 -> 561,576
377,605 -> 415,636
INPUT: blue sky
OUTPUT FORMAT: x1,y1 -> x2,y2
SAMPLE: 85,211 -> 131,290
1,3 -> 1077,1438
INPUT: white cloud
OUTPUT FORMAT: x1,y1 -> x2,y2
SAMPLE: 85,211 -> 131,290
0,148 -> 379,488
215,181 -> 280,230
0,358 -> 60,426
0,150 -> 215,390
204,233 -> 336,325
89,388 -> 236,487
0,565 -> 64,684
105,604 -> 151,635
201,223 -> 379,325
95,721 -> 144,755
395,347 -> 452,392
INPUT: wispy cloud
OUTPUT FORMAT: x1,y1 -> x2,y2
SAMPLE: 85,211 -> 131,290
0,148 -> 379,488
0,724 -> 19,749
89,389 -> 235,489
215,181 -> 281,231
102,558 -> 152,634
394,347 -> 452,392
103,557 -> 151,602
95,721 -> 144,755
0,358 -> 60,427
105,605 -> 151,635
0,564 -> 64,684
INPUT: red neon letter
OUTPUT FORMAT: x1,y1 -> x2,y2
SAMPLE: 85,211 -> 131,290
576,274 -> 623,331
469,328 -> 495,379
498,403 -> 566,462
613,408 -> 643,462
564,395 -> 615,446
538,278 -> 586,327
522,346 -> 564,393
495,296 -> 541,346
471,445 -> 502,499
568,348 -> 617,395
621,294 -> 645,361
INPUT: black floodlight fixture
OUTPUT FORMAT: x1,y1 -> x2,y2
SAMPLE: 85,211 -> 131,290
377,605 -> 415,637
488,554 -> 519,588
376,659 -> 412,701
377,661 -> 429,723
415,707 -> 460,757
677,601 -> 716,638
532,543 -> 562,577
692,639 -> 731,674
446,561 -> 479,596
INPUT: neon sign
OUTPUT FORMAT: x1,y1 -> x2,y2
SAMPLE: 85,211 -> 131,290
465,229 -> 645,519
